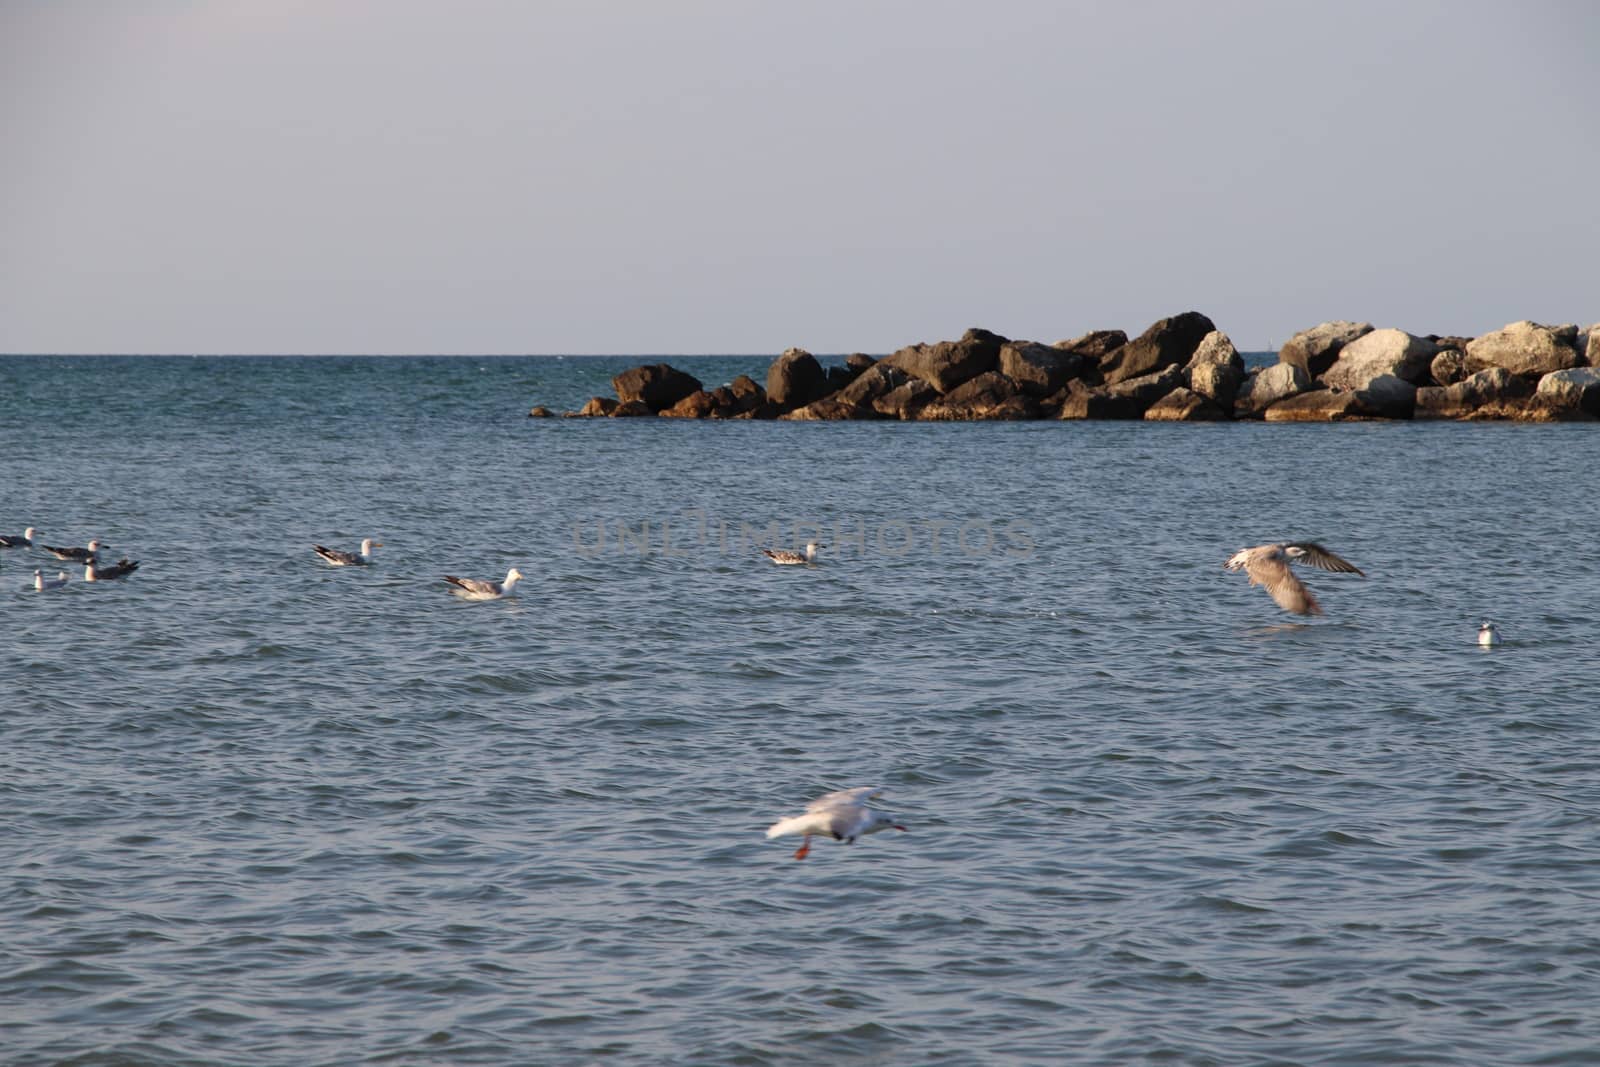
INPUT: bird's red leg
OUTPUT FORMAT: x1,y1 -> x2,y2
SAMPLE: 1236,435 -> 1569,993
793,836 -> 811,860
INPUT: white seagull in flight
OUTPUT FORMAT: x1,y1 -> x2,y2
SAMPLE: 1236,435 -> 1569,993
1225,541 -> 1364,616
766,787 -> 907,860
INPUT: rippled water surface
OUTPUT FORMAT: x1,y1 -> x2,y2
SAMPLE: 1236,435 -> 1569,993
3,355 -> 1600,1066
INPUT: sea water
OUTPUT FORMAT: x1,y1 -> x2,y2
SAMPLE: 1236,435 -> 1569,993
2,355 -> 1599,1065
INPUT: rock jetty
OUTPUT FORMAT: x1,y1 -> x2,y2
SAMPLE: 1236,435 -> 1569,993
537,313 -> 1600,422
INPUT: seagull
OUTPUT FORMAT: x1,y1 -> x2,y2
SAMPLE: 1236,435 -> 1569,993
1478,621 -> 1503,647
765,787 -> 907,860
762,542 -> 822,566
85,558 -> 140,582
444,567 -> 524,600
0,527 -> 36,548
33,569 -> 68,590
313,539 -> 383,566
1225,541 -> 1364,616
42,538 -> 105,563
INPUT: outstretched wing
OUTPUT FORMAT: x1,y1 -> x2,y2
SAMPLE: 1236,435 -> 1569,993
808,786 -> 882,812
1285,543 -> 1364,576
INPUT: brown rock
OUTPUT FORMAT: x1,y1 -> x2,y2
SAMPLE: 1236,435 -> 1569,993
610,399 -> 655,417
1101,311 -> 1217,385
834,363 -> 909,407
766,348 -> 829,411
918,371 -> 1038,420
578,396 -> 618,417
1057,385 -> 1144,420
779,397 -> 878,421
1264,389 -> 1368,421
527,406 -> 555,418
1535,368 -> 1600,414
881,327 -> 1007,393
659,390 -> 719,418
998,341 -> 1084,397
1144,387 -> 1228,421
873,379 -> 939,419
1055,329 -> 1128,360
611,363 -> 703,412
845,353 -> 878,374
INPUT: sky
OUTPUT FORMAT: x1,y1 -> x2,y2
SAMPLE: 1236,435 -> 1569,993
2,1 -> 1596,355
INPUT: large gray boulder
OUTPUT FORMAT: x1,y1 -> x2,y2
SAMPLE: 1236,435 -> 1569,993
1235,362 -> 1311,417
1535,368 -> 1600,415
1465,321 -> 1582,378
998,341 -> 1084,397
1430,348 -> 1468,386
611,363 -> 703,412
1278,321 -> 1373,379
881,328 -> 1006,393
1100,311 -> 1216,385
1184,331 -> 1245,410
766,348 -> 830,411
1415,367 -> 1531,418
1320,328 -> 1436,390
1355,374 -> 1416,419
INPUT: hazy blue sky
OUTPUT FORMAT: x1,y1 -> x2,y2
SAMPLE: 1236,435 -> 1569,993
3,1 -> 1595,354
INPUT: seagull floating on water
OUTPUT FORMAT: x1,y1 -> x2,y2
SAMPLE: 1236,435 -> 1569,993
33,569 -> 68,590
42,538 -> 105,564
765,787 -> 907,861
1478,621 -> 1503,647
313,539 -> 383,566
762,542 -> 822,566
0,527 -> 36,548
85,558 -> 141,582
444,567 -> 524,600
1225,541 -> 1364,616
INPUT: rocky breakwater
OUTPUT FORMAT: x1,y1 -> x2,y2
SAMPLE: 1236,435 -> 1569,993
538,313 -> 1599,423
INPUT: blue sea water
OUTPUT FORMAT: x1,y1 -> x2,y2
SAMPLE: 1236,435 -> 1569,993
2,354 -> 1600,1066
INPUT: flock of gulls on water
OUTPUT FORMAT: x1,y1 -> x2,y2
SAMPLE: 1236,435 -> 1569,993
0,528 -> 141,589
5,525 -> 1507,860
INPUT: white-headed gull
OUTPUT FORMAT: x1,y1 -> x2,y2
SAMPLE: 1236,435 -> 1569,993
85,558 -> 140,582
1478,621 -> 1502,647
33,569 -> 68,590
0,527 -> 36,548
1225,541 -> 1364,616
766,787 -> 907,860
444,567 -> 524,600
42,538 -> 105,563
762,542 -> 822,566
314,538 -> 383,566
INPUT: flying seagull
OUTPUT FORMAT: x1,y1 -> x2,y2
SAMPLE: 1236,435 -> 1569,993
762,542 -> 822,566
0,527 -> 36,548
1225,541 -> 1364,616
42,538 -> 105,563
313,539 -> 383,566
444,567 -> 524,601
85,558 -> 141,582
765,787 -> 907,860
